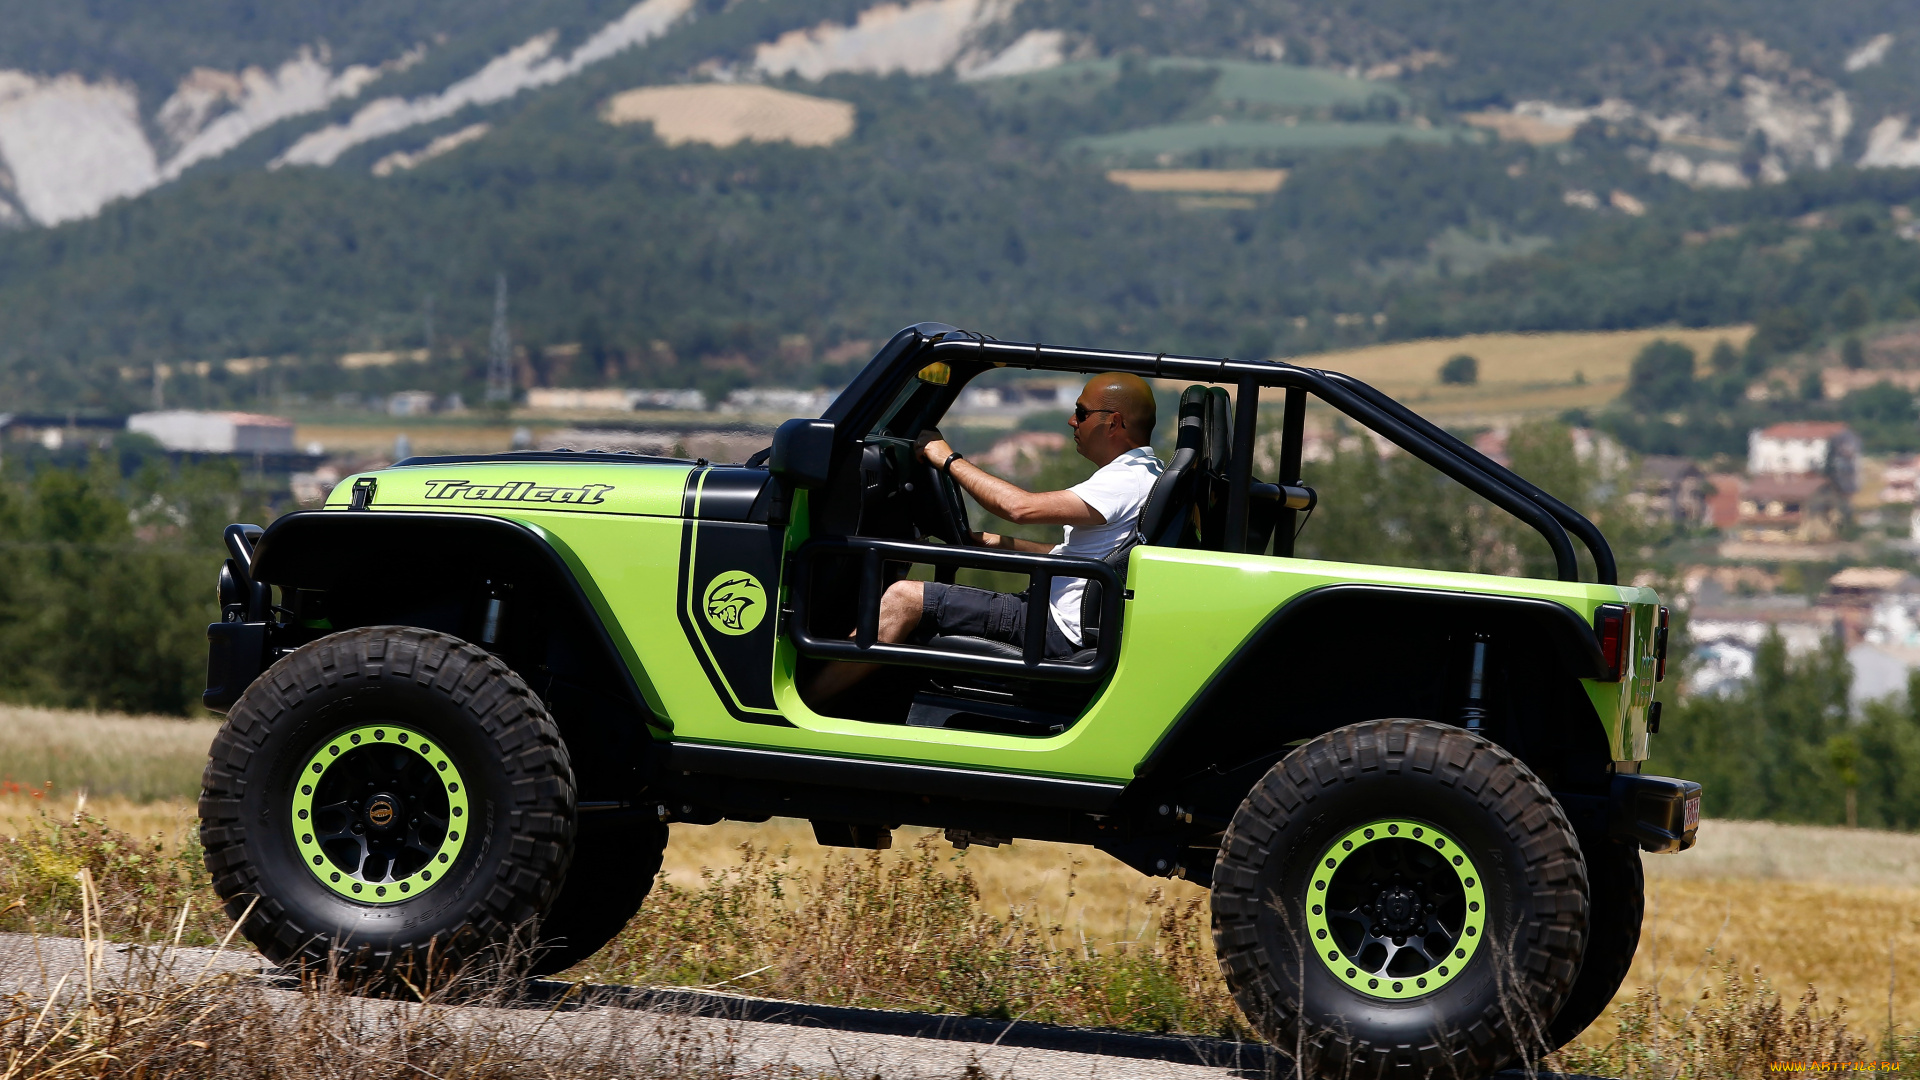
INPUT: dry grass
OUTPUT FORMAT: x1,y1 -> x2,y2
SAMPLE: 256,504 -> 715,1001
579,832 -> 1242,1035
6,704 -> 1920,1057
0,874 -> 755,1080
0,797 -> 196,854
0,706 -> 218,805
6,800 -> 1920,1068
659,819 -> 1209,946
1294,325 -> 1755,420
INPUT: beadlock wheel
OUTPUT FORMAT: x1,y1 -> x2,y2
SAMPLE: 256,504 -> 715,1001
1211,718 -> 1589,1080
290,724 -> 471,904
200,626 -> 577,977
1306,818 -> 1487,1000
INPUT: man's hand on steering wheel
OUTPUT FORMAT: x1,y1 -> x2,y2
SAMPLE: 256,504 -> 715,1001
916,430 -> 956,470
912,429 -> 978,546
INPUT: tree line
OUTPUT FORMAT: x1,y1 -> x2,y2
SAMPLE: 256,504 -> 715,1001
0,448 -> 268,715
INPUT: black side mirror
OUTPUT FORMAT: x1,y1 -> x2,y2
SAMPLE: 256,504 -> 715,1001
770,419 -> 836,489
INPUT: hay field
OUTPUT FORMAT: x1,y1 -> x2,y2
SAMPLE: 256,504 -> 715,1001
1294,325 -> 1754,420
0,705 -> 218,804
602,84 -> 856,148
5,705 -> 1916,1033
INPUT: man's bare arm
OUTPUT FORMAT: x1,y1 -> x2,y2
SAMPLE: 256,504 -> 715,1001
948,458 -> 1105,526
974,531 -> 1055,552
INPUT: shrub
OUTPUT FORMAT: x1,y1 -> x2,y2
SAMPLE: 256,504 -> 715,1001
1625,339 -> 1697,410
0,802 -> 226,944
1439,353 -> 1479,384
1550,960 -> 1901,1079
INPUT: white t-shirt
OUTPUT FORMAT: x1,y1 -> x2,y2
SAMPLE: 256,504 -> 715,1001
1048,446 -> 1164,646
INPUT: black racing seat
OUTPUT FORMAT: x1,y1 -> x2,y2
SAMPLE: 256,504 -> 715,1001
927,384 -> 1212,661
1197,386 -> 1234,548
925,633 -> 1097,666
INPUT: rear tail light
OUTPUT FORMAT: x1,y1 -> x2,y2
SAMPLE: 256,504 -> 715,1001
1654,606 -> 1670,682
1595,603 -> 1629,681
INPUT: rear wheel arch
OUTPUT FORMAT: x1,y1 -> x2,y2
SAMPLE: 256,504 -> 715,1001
252,511 -> 663,804
1132,584 -> 1614,814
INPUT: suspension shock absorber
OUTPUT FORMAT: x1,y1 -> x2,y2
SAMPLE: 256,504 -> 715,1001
1459,633 -> 1490,732
480,580 -> 509,646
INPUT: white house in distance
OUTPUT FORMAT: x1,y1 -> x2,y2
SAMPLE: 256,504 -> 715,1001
128,411 -> 295,454
1748,421 -> 1861,493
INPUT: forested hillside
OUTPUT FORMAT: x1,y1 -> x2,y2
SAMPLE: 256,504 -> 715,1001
0,0 -> 1917,409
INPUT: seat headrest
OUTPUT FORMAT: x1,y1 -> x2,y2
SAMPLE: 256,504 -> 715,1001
1203,386 -> 1233,475
1175,386 -> 1208,452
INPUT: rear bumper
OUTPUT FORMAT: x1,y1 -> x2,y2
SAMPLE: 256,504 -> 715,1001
1610,773 -> 1701,853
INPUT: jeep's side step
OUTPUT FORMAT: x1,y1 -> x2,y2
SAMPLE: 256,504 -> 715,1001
662,743 -> 1123,811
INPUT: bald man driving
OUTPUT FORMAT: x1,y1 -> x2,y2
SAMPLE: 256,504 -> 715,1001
810,372 -> 1162,702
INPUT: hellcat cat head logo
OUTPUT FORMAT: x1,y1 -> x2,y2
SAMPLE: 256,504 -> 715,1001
702,572 -> 767,636
421,479 -> 614,505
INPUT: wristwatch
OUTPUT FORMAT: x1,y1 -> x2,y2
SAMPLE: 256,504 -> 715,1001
940,451 -> 964,474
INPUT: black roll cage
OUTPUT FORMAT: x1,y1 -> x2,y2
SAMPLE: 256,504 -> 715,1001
822,324 -> 1616,586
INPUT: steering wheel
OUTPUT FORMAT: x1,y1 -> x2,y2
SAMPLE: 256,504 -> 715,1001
912,449 -> 976,547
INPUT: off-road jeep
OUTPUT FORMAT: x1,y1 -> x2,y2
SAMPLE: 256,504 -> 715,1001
200,322 -> 1700,1078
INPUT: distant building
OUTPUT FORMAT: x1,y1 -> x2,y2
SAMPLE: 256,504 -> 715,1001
1704,473 -> 1745,530
1880,455 -> 1920,504
719,388 -> 836,415
128,411 -> 295,454
524,388 -> 710,411
1748,421 -> 1860,493
526,388 -> 633,411
1634,455 -> 1707,525
388,391 -> 437,417
1687,600 -> 1840,696
0,413 -> 125,452
950,381 -> 1078,417
630,389 -> 708,411
1735,473 -> 1845,541
1823,567 -> 1920,643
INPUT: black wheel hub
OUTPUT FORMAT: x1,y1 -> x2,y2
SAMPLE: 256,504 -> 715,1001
1373,882 -> 1424,936
1326,838 -> 1470,980
364,792 -> 403,832
310,743 -> 450,885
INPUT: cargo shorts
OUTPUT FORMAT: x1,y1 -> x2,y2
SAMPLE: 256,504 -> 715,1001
917,582 -> 1077,658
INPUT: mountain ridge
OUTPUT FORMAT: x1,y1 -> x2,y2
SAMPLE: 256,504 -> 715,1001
0,0 -> 1917,410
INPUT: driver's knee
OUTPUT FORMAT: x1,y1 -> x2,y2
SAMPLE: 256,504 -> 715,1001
878,579 -> 926,643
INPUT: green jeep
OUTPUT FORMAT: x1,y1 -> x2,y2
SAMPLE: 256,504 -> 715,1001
199,323 -> 1699,1078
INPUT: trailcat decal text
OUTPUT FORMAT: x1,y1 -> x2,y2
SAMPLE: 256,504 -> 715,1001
422,479 -> 615,505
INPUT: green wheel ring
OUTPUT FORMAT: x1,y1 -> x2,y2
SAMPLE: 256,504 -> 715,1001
289,724 -> 470,904
1304,819 -> 1487,1000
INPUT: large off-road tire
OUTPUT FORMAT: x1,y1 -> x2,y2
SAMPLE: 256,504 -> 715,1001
1547,835 -> 1643,1048
527,816 -> 669,977
199,626 -> 576,978
1211,719 -> 1589,1079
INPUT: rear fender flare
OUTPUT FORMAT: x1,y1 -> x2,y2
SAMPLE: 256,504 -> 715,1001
1131,583 -> 1608,788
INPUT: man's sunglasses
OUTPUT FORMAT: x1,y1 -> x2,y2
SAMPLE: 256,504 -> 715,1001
1073,404 -> 1119,423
